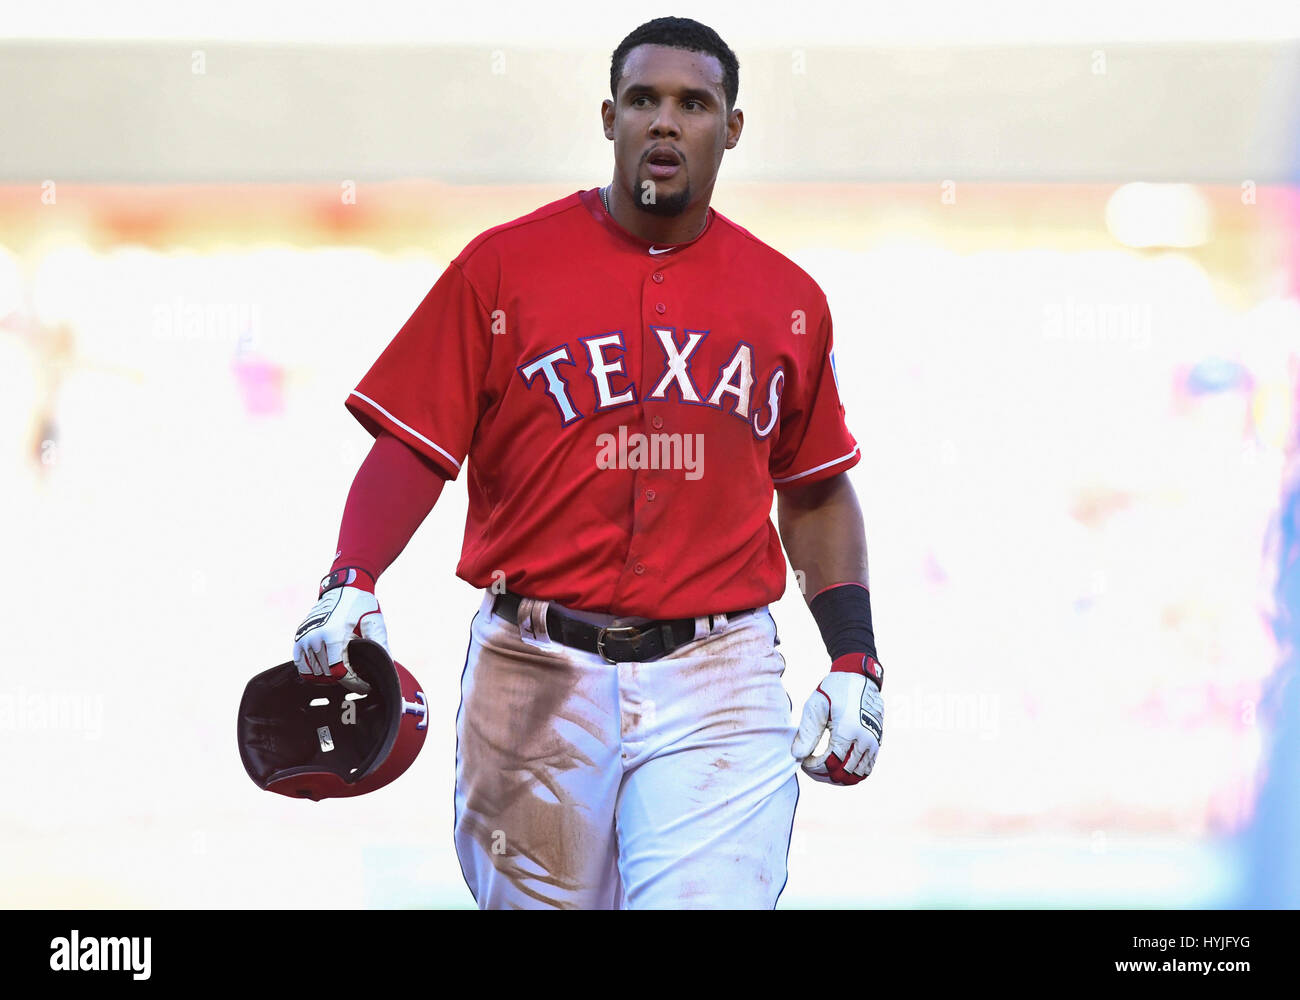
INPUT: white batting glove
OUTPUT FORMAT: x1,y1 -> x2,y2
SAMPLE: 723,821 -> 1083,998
292,566 -> 388,695
791,653 -> 884,786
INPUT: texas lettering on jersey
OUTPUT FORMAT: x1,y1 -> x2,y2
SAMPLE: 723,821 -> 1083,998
517,325 -> 785,438
345,188 -> 861,619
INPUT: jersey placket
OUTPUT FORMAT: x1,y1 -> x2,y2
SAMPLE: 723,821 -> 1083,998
625,261 -> 675,601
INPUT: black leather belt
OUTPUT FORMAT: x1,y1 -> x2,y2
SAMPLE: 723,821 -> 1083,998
492,590 -> 757,663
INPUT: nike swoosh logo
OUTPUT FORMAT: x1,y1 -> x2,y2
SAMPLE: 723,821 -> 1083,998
648,246 -> 675,255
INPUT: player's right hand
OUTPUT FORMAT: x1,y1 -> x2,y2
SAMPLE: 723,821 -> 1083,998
292,566 -> 387,695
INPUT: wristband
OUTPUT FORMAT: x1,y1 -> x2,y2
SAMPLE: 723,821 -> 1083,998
810,582 -> 881,687
319,565 -> 376,597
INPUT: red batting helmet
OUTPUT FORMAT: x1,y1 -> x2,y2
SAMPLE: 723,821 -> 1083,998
237,638 -> 428,800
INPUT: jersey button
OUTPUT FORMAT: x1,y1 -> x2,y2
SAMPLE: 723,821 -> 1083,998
652,271 -> 664,283
633,562 -> 646,575
645,489 -> 657,502
654,302 -> 666,314
651,415 -> 664,429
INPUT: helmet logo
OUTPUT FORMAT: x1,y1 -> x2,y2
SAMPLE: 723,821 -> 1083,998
402,691 -> 429,731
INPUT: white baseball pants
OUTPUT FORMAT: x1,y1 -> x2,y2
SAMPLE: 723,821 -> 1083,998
453,588 -> 800,909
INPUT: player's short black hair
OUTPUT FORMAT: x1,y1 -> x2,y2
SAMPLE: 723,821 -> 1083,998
610,17 -> 739,111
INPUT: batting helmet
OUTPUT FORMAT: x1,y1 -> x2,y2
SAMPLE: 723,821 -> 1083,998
237,638 -> 428,800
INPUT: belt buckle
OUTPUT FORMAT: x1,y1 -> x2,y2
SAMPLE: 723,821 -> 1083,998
596,620 -> 642,663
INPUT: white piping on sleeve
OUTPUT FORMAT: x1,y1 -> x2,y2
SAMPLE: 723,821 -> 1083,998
771,444 -> 860,484
348,391 -> 462,471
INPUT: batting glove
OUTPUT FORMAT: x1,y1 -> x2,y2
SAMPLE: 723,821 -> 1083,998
292,566 -> 388,695
791,653 -> 884,785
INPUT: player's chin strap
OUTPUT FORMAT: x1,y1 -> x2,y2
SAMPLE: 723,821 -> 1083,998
811,582 -> 882,690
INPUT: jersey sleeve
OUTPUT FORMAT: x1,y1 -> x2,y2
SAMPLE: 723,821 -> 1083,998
769,305 -> 861,490
345,261 -> 492,481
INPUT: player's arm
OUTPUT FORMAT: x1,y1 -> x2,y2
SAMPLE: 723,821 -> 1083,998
331,430 -> 449,580
292,431 -> 448,691
776,470 -> 884,786
776,470 -> 868,598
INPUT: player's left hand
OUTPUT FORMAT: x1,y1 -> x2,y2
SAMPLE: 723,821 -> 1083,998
791,653 -> 884,785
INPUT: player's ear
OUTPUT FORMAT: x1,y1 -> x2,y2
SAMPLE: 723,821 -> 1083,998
601,98 -> 616,140
725,108 -> 743,149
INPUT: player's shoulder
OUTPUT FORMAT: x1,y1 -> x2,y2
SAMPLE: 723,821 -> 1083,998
710,208 -> 830,306
452,190 -> 590,268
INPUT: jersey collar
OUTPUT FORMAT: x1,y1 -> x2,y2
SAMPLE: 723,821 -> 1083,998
580,187 -> 715,257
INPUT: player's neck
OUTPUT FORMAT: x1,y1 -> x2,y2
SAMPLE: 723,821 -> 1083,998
605,183 -> 711,246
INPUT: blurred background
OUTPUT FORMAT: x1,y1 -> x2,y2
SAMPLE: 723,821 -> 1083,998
2,0 -> 1299,908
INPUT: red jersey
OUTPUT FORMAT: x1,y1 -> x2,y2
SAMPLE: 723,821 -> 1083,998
345,188 -> 860,618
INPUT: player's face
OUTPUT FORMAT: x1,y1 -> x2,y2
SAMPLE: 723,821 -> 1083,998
604,44 -> 742,218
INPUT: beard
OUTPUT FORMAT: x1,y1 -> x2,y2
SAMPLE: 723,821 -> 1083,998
635,177 -> 692,217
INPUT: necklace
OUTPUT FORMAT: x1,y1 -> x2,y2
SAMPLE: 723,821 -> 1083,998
603,183 -> 709,243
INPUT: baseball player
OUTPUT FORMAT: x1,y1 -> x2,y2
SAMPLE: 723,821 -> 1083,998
292,16 -> 884,909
